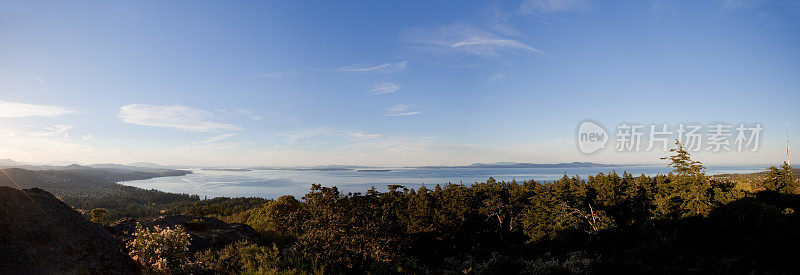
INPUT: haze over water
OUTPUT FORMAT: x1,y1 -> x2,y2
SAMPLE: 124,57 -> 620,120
120,165 -> 765,199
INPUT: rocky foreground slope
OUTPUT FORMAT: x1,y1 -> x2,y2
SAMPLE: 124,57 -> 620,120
0,186 -> 139,273
0,186 -> 259,274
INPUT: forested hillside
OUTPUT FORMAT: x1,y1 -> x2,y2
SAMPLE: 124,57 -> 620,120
0,167 -> 199,220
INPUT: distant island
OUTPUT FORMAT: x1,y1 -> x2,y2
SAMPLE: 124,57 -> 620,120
201,168 -> 253,172
247,162 -> 622,171
357,169 -> 393,172
416,161 -> 622,169
249,165 -> 360,171
0,159 -> 187,172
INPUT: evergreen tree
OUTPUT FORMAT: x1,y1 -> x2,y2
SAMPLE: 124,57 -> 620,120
654,142 -> 742,218
90,208 -> 107,224
662,140 -> 705,176
760,162 -> 798,193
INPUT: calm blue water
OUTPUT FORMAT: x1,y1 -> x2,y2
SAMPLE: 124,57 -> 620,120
119,165 -> 767,199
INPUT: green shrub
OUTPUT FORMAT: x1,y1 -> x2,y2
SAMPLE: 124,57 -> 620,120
127,223 -> 199,273
196,241 -> 282,274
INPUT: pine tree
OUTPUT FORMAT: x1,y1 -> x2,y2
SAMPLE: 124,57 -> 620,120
662,140 -> 705,177
90,208 -> 107,224
760,162 -> 798,193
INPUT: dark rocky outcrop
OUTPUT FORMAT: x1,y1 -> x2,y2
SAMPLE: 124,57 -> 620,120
0,186 -> 138,274
108,215 -> 258,254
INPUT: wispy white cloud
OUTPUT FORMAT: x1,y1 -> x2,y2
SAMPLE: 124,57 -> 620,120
35,77 -> 52,94
386,104 -> 416,113
489,72 -> 507,82
452,37 -> 542,53
714,0 -> 790,11
717,0 -> 750,10
483,4 -> 520,37
347,132 -> 382,139
280,127 -> 335,141
119,104 -> 242,132
197,133 -> 237,144
335,61 -> 408,72
403,24 -> 547,58
233,108 -> 264,120
280,127 -> 382,141
384,111 -> 421,117
384,104 -> 421,117
82,134 -> 93,141
0,100 -> 75,117
0,125 -> 73,138
519,0 -> 589,14
367,82 -> 401,95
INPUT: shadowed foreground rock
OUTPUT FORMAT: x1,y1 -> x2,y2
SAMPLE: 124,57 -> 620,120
0,186 -> 138,274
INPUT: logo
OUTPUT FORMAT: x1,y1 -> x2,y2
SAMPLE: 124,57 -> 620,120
577,121 -> 608,154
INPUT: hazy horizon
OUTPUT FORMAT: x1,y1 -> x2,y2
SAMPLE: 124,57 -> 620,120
0,158 -> 790,170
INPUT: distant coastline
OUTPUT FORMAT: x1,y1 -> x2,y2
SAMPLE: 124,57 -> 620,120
415,162 -> 622,169
201,168 -> 253,172
246,162 -> 623,171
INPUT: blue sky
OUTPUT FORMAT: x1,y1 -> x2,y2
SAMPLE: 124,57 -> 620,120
0,0 -> 798,166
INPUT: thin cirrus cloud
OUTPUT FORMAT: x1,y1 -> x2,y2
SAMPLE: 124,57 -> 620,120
233,108 -> 265,120
519,0 -> 588,14
715,0 -> 774,10
385,112 -> 421,117
0,100 -> 75,117
197,133 -> 237,144
182,134 -> 239,148
403,24 -> 547,58
118,104 -> 242,132
452,37 -> 543,54
0,125 -> 72,137
384,104 -> 421,117
280,127 -> 382,141
489,72 -> 507,82
334,61 -> 408,73
367,82 -> 401,95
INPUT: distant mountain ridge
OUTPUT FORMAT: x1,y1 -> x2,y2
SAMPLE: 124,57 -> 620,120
0,159 -> 182,171
88,163 -> 175,171
1,159 -> 623,171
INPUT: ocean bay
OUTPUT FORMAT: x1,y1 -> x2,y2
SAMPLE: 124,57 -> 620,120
120,165 -> 765,199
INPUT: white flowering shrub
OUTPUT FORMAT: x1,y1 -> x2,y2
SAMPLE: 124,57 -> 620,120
127,223 -> 198,273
